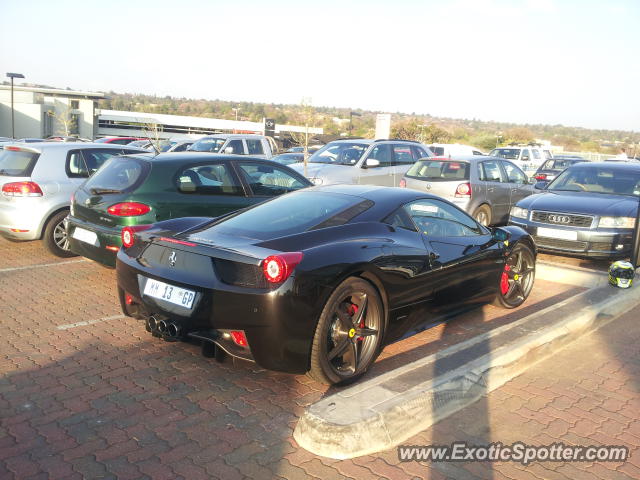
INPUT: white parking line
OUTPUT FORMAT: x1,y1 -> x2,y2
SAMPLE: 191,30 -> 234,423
0,259 -> 87,273
56,314 -> 124,330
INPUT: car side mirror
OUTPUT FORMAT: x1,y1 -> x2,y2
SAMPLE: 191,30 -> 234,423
534,181 -> 546,190
491,227 -> 510,243
521,155 -> 530,161
224,146 -> 234,154
364,158 -> 381,169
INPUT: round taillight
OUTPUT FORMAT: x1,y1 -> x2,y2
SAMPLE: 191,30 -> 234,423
263,256 -> 285,283
455,183 -> 471,197
399,178 -> 407,188
122,227 -> 134,248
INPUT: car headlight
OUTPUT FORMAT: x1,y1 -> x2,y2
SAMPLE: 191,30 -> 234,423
510,206 -> 529,219
598,216 -> 636,228
309,177 -> 324,185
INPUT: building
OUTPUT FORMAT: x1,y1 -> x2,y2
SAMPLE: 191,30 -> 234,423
0,85 -> 105,139
0,84 -> 323,142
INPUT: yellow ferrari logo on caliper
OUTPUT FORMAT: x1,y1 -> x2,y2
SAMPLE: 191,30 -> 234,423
514,274 -> 519,281
348,328 -> 356,338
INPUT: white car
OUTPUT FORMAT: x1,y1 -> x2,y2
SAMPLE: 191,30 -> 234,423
289,139 -> 432,187
428,143 -> 485,157
490,145 -> 553,176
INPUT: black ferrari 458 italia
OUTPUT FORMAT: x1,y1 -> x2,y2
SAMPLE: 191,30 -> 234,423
116,185 -> 536,384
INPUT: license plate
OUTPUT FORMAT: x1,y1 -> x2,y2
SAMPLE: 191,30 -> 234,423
72,226 -> 98,246
143,278 -> 196,309
537,227 -> 578,241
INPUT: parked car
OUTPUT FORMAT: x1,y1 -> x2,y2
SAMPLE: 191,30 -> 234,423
0,137 -> 12,143
533,156 -> 587,185
166,140 -> 194,152
67,154 -> 312,267
489,145 -> 553,176
46,136 -> 91,142
271,152 -> 304,165
116,184 -> 536,384
189,134 -> 275,159
0,142 -> 147,256
400,156 -> 534,226
509,162 -> 640,258
17,138 -> 46,143
289,139 -> 432,187
285,145 -> 322,154
427,143 -> 485,157
95,136 -> 145,145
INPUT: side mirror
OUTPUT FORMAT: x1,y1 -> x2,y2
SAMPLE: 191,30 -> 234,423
364,158 -> 381,169
491,227 -> 510,243
521,155 -> 530,161
224,146 -> 234,154
534,181 -> 546,190
178,178 -> 196,192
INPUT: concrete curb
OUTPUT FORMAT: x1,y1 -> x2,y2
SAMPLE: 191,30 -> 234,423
293,264 -> 640,459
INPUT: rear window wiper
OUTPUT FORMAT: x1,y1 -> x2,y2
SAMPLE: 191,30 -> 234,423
90,187 -> 122,195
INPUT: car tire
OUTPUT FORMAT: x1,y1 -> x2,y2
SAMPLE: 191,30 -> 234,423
473,205 -> 492,226
492,243 -> 535,309
43,210 -> 77,258
307,277 -> 384,385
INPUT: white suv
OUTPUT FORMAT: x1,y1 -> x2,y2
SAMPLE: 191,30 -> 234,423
489,145 -> 553,175
289,139 -> 432,187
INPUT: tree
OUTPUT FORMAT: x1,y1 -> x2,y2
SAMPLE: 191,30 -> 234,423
49,102 -> 77,136
504,127 -> 535,144
288,98 -> 319,177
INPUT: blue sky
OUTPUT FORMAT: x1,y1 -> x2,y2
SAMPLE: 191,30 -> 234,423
1,0 -> 638,131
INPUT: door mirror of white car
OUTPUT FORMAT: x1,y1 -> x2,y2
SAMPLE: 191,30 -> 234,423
364,158 -> 381,168
224,146 -> 234,154
521,155 -> 529,161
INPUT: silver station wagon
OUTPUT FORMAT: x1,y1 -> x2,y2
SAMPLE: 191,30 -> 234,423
400,156 -> 535,226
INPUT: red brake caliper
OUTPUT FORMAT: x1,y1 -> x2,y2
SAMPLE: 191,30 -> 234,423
347,304 -> 364,341
500,264 -> 511,295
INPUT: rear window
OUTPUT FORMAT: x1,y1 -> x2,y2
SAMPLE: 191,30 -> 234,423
406,160 -> 470,181
200,191 -> 371,240
83,156 -> 150,194
0,148 -> 40,176
429,146 -> 445,156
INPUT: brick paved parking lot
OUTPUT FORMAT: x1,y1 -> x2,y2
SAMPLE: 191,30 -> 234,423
1,237 -> 638,479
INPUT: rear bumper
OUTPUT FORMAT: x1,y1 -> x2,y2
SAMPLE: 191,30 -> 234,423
116,249 -> 326,374
66,215 -> 122,267
0,199 -> 47,241
509,219 -> 633,258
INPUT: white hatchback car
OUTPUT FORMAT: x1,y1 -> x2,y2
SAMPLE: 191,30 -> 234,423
289,139 -> 432,187
0,142 -> 146,257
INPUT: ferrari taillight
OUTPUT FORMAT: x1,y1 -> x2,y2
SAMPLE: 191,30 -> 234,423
121,225 -> 152,248
262,252 -> 303,283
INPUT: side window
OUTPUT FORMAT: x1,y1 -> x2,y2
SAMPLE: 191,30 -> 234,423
472,150 -> 484,155
392,144 -> 416,165
404,199 -> 482,237
237,162 -> 308,196
225,139 -> 244,154
532,149 -> 541,160
412,146 -> 429,159
383,208 -> 416,231
366,144 -> 393,167
176,163 -> 243,195
502,161 -> 527,184
67,150 -> 88,177
479,160 -> 505,182
542,159 -> 554,169
246,139 -> 264,155
520,149 -> 530,160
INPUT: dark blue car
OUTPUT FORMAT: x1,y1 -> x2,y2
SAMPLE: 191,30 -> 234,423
508,162 -> 640,258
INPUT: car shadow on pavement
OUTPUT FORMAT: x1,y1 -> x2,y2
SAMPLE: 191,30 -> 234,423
0,330 -> 330,480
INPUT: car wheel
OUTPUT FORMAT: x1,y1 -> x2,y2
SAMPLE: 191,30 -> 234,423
493,243 -> 535,309
308,277 -> 384,385
473,205 -> 492,226
43,210 -> 77,258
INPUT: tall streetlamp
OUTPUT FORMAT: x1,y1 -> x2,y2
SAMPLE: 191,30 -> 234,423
6,72 -> 25,139
348,110 -> 361,135
232,107 -> 239,121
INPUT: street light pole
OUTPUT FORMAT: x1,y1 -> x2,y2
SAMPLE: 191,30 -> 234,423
6,72 -> 25,139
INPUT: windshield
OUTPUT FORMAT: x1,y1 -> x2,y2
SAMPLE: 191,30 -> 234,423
490,148 -> 520,160
406,160 -> 469,181
548,166 -> 640,196
190,138 -> 227,152
0,148 -> 40,176
308,142 -> 368,165
196,191 -> 371,240
83,156 -> 150,194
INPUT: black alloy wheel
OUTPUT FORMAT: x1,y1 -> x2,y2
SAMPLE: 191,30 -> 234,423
308,277 -> 384,385
493,243 -> 535,309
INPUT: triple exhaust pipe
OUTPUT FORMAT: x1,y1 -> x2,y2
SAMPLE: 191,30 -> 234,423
147,315 -> 182,339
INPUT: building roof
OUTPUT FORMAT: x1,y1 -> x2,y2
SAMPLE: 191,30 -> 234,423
0,85 -> 107,100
